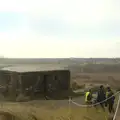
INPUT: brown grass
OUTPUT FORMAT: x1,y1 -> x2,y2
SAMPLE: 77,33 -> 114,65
72,73 -> 120,89
0,101 -> 110,120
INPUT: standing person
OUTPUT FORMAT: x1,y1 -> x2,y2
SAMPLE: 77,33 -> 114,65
85,89 -> 92,112
106,87 -> 115,114
105,86 -> 110,107
85,89 -> 92,104
97,85 -> 106,112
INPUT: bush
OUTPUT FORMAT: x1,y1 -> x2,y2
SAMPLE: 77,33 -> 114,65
71,81 -> 85,90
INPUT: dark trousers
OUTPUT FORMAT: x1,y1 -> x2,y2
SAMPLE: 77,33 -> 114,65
105,101 -> 107,107
108,102 -> 114,113
100,103 -> 105,111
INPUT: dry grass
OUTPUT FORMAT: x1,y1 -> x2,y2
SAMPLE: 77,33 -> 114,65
71,81 -> 85,90
0,101 -> 110,120
72,73 -> 120,89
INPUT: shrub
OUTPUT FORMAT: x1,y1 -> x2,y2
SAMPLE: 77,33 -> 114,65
71,81 -> 85,90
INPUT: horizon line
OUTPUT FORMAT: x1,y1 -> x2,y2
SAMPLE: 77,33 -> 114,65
1,57 -> 120,59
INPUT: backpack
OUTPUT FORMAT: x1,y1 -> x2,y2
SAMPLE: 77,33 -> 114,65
87,93 -> 92,101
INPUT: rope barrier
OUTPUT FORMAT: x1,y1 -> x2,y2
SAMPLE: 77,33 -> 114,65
113,92 -> 120,120
70,91 -> 120,107
68,91 -> 120,120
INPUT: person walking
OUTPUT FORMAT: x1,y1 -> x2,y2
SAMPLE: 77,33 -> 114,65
85,89 -> 92,112
106,87 -> 115,114
85,89 -> 92,104
105,86 -> 110,107
97,85 -> 106,112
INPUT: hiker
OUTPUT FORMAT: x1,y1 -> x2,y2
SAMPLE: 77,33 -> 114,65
97,85 -> 106,111
85,89 -> 92,112
106,87 -> 115,114
105,86 -> 110,107
85,89 -> 92,105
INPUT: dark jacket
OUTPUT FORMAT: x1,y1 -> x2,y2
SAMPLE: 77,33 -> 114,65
97,89 -> 106,102
107,91 -> 115,103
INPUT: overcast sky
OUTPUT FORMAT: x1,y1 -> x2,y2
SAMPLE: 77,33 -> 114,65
0,0 -> 120,58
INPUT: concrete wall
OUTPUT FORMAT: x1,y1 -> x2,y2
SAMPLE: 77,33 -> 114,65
9,72 -> 18,100
20,70 -> 70,99
0,71 -> 10,85
57,70 -> 70,90
20,70 -> 70,91
0,70 -> 70,100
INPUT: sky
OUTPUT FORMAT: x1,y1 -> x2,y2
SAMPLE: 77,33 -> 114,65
0,0 -> 120,58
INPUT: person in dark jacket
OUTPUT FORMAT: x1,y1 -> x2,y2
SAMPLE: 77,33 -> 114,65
107,87 -> 115,113
97,85 -> 106,111
105,86 -> 110,107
